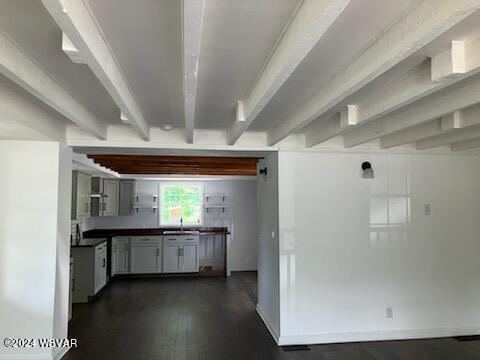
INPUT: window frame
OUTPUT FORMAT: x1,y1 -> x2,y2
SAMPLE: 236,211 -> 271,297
158,182 -> 204,226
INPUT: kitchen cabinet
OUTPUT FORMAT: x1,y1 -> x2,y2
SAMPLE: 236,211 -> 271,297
162,235 -> 199,273
71,171 -> 91,219
94,244 -> 107,293
130,237 -> 162,274
71,240 -> 107,303
102,179 -> 119,216
119,180 -> 135,215
111,237 -> 130,275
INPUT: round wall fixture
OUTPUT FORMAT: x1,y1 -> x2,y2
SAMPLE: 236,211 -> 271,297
361,161 -> 374,178
162,124 -> 174,131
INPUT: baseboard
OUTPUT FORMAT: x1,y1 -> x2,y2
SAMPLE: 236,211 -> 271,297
278,326 -> 480,346
256,304 -> 280,344
0,347 -> 70,360
0,354 -> 50,360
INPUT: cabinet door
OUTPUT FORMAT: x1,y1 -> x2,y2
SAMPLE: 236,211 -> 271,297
116,239 -> 130,274
130,244 -> 160,274
94,253 -> 106,294
163,244 -> 179,273
102,179 -> 119,216
111,238 -> 117,276
76,172 -> 91,219
181,244 -> 198,272
119,180 -> 134,216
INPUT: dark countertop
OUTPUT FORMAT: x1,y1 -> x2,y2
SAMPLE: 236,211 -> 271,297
83,227 -> 230,238
71,237 -> 108,248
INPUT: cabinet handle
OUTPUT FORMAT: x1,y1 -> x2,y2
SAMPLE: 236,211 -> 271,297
72,279 -> 75,292
103,202 -> 106,211
103,258 -> 106,268
156,248 -> 160,257
85,202 -> 89,212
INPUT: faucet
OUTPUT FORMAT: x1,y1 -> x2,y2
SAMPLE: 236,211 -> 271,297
180,217 -> 183,232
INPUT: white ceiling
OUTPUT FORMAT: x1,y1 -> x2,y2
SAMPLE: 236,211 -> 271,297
85,0 -> 184,128
0,0 -> 119,125
249,0 -> 422,131
194,0 -> 301,130
1,0 -> 480,153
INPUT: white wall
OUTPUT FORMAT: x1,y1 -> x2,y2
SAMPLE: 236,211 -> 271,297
256,153 -> 280,339
89,179 -> 258,271
277,151 -> 480,345
0,141 -> 72,360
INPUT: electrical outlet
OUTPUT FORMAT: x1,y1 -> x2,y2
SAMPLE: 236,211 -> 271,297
386,307 -> 394,319
424,204 -> 431,216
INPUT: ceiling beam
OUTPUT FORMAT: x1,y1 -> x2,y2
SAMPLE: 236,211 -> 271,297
305,105 -> 357,146
227,0 -> 351,145
343,75 -> 480,148
0,29 -> 106,139
378,111 -> 466,149
182,0 -> 205,144
307,38 -> 480,148
415,105 -> 480,149
450,137 -> 480,151
0,81 -> 66,142
379,120 -> 443,149
417,126 -> 480,150
42,0 -> 150,140
268,0 -> 480,146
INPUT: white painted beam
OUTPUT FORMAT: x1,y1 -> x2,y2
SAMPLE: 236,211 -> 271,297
182,0 -> 205,144
431,40 -> 480,82
450,137 -> 480,151
267,0 -> 480,146
343,76 -> 480,148
0,81 -> 66,142
416,126 -> 480,150
379,120 -> 443,149
42,0 -> 150,140
0,29 -> 106,139
227,0 -> 351,145
379,111 -> 466,149
72,153 -> 120,178
305,105 -> 357,147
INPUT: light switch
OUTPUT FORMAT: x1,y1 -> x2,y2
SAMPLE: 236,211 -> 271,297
424,204 -> 431,216
271,231 -> 275,239
386,307 -> 394,319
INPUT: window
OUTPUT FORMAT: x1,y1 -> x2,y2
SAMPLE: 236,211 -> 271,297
159,183 -> 203,226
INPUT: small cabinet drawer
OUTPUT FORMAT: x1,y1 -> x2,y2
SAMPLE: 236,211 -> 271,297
130,236 -> 162,245
163,235 -> 199,244
95,242 -> 107,256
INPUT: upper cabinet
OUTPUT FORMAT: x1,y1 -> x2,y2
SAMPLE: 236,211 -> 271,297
72,171 -> 91,220
102,179 -> 119,216
119,180 -> 135,216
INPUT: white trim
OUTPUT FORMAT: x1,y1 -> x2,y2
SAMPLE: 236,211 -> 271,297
53,347 -> 70,360
256,304 -> 280,344
277,326 -> 480,346
0,354 -> 50,360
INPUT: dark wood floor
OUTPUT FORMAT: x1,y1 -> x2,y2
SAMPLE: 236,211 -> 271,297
64,272 -> 480,360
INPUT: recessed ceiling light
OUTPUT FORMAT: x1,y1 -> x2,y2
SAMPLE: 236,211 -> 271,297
162,124 -> 174,131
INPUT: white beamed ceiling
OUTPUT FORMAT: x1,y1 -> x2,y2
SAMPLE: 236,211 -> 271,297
2,0 -> 480,152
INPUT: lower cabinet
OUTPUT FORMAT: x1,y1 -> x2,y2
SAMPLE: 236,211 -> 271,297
162,236 -> 199,273
130,237 -> 162,274
112,237 -> 130,275
71,241 -> 107,303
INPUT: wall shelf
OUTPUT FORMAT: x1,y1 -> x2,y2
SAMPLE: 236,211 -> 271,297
205,205 -> 228,213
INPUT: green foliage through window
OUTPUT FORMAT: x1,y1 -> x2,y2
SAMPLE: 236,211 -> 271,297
160,184 -> 203,225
